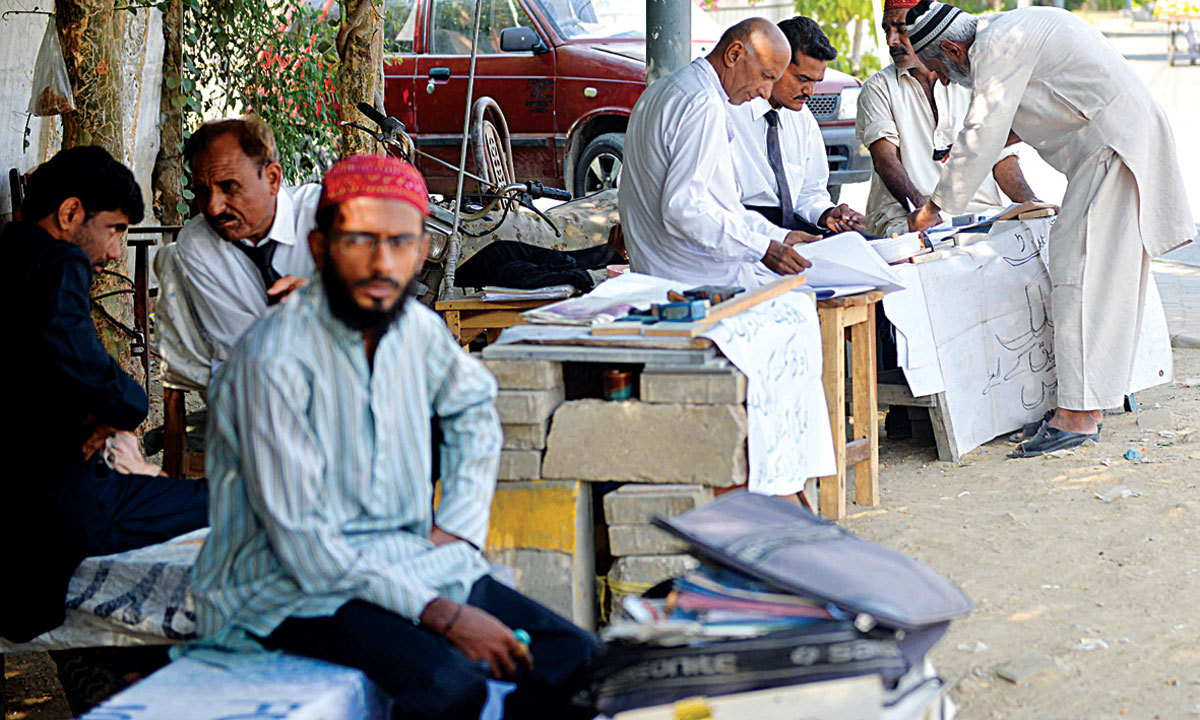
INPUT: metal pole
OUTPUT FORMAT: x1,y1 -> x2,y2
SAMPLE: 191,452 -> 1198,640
646,0 -> 691,85
441,0 -> 485,301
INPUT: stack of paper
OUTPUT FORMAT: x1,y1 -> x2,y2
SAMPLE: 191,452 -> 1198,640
481,284 -> 577,302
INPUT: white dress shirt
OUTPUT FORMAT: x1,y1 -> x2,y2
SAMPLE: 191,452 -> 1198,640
931,7 -> 1192,258
728,98 -> 834,226
192,277 -> 500,649
618,58 -> 790,289
172,184 -> 320,375
856,64 -> 1016,236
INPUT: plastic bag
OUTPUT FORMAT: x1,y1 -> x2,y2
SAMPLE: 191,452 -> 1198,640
28,18 -> 76,116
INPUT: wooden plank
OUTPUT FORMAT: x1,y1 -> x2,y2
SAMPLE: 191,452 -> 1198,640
843,304 -> 868,326
622,274 -> 809,339
457,309 -> 526,329
435,297 -> 554,311
877,382 -> 937,408
845,438 -> 871,466
929,392 -> 962,462
817,305 -> 847,520
163,387 -> 187,478
815,290 -> 884,309
442,309 -> 463,346
851,303 -> 879,507
590,320 -> 646,336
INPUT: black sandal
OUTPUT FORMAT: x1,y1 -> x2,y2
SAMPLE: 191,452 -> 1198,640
1008,424 -> 1099,458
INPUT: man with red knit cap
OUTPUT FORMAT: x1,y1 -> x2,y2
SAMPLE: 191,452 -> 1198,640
855,0 -> 1039,238
191,155 -> 597,720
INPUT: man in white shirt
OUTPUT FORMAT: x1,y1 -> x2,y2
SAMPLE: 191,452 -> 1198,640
170,118 -> 320,377
856,0 -> 1037,237
619,18 -> 814,289
729,17 -> 867,237
906,2 -> 1194,456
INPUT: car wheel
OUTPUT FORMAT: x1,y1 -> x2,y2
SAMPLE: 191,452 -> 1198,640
574,132 -> 624,198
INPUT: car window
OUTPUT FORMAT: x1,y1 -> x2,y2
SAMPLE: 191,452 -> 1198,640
384,0 -> 418,53
531,0 -> 721,42
430,0 -> 536,55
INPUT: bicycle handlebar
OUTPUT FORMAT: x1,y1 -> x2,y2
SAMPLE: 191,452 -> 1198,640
356,101 -> 404,135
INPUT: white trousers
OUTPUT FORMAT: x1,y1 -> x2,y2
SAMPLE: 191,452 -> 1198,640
1049,148 -> 1151,410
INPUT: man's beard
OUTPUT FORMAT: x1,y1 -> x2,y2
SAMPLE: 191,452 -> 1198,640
321,258 -> 416,338
943,58 -> 972,88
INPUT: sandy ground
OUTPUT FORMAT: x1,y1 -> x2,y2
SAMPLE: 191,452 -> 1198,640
845,348 -> 1200,719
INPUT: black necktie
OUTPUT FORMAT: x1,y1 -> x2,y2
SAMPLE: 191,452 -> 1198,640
764,109 -> 795,225
232,239 -> 283,305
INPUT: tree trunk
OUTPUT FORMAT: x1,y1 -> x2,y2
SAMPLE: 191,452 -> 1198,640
57,0 -> 143,384
154,0 -> 185,227
850,18 -> 865,75
337,0 -> 384,156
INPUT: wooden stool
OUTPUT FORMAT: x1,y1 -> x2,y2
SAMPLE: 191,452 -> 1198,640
435,296 -> 556,348
816,292 -> 882,520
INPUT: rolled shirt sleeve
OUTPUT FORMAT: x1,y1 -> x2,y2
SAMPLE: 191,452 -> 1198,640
857,72 -> 900,149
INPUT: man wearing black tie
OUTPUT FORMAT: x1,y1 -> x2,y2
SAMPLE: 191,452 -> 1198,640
729,17 -> 867,238
170,118 -> 319,376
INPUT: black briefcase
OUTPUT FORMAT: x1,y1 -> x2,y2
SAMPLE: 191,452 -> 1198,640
590,621 -> 908,715
652,491 -> 973,632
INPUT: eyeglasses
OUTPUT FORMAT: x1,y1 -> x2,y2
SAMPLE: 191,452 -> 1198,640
330,231 -> 425,254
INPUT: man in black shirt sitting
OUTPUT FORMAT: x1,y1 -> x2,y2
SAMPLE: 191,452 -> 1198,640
1,146 -> 208,644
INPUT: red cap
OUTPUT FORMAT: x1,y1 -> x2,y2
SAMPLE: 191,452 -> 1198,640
319,154 -> 429,216
884,0 -> 922,11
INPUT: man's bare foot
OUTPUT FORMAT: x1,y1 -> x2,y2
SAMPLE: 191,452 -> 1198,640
105,432 -> 165,476
1048,408 -> 1100,435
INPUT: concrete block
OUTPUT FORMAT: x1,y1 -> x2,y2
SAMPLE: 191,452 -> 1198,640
603,485 -> 713,525
640,369 -> 747,405
609,554 -> 699,587
502,420 -> 551,450
542,400 -> 748,487
485,480 -> 594,628
498,449 -> 542,480
484,359 -> 563,390
608,524 -> 688,556
496,387 -> 565,424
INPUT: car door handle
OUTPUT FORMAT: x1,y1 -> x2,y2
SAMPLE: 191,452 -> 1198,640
429,67 -> 451,80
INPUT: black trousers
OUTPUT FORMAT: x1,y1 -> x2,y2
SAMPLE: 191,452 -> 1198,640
260,576 -> 598,720
455,241 -> 622,292
1,458 -> 209,643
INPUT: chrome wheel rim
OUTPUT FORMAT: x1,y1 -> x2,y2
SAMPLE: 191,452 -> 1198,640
585,152 -> 622,193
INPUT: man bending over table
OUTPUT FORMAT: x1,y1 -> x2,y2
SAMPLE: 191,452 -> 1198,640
190,155 -> 597,720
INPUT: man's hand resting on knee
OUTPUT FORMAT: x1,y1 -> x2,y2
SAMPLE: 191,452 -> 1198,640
762,233 -> 815,276
420,597 -> 534,680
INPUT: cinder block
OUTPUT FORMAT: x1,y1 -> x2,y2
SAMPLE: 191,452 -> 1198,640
542,400 -> 748,487
496,387 -> 565,424
502,420 -> 551,450
608,524 -> 688,556
609,554 -> 699,587
485,480 -> 595,628
484,359 -> 563,390
603,485 -> 713,525
640,369 -> 747,405
498,449 -> 542,480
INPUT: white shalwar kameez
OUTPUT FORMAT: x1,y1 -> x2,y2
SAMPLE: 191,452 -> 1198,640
931,7 -> 1194,410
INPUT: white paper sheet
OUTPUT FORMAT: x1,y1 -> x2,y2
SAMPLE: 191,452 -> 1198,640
800,232 -> 908,295
702,291 -> 836,495
521,273 -> 683,325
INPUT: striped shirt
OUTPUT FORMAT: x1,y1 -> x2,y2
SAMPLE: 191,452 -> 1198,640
191,275 -> 501,649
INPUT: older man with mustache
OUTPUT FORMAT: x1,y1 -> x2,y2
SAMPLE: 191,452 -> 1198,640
904,1 -> 1195,456
172,117 -> 320,375
855,0 -> 1037,238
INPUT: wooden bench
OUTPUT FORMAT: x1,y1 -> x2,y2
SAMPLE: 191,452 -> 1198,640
435,296 -> 557,348
816,292 -> 882,520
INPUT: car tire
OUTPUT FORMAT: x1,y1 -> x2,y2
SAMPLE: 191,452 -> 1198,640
574,132 -> 624,198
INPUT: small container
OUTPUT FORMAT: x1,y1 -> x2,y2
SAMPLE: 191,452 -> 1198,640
603,369 -> 633,401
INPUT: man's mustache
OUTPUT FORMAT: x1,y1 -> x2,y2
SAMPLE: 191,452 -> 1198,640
890,45 -> 909,56
355,275 -> 401,291
211,213 -> 238,225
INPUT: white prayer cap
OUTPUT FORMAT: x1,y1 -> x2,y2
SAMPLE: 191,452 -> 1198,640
906,0 -> 966,54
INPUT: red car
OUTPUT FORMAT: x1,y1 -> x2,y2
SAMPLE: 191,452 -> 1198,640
382,0 -> 871,199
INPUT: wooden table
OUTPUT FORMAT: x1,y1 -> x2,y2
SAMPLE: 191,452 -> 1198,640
435,296 -> 557,348
816,291 -> 882,520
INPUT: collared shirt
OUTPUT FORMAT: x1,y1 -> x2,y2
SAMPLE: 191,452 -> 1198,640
172,184 -> 321,375
930,7 -> 1193,257
191,277 -> 501,649
728,97 -> 834,226
856,63 -> 1016,236
618,58 -> 789,289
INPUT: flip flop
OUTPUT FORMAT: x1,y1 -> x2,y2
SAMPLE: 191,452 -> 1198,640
1008,424 -> 1099,458
1010,412 -> 1103,443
